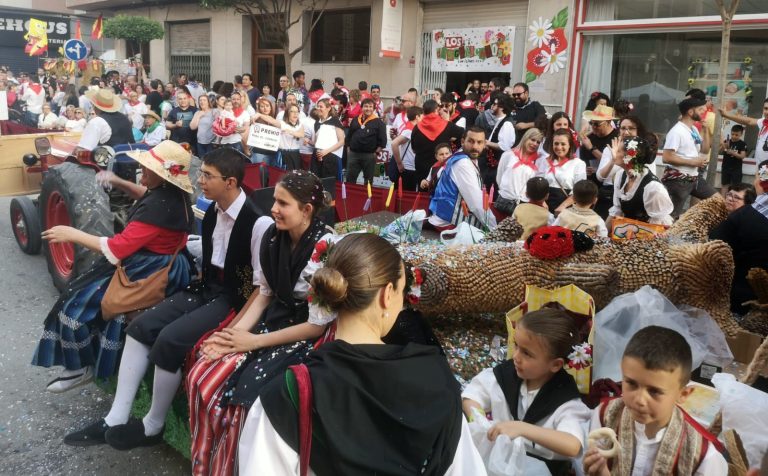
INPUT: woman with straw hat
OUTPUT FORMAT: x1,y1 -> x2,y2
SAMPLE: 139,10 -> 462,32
77,88 -> 134,151
32,140 -> 195,392
141,110 -> 166,147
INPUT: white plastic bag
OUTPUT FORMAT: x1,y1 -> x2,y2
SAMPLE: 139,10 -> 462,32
712,373 -> 768,468
440,222 -> 485,247
467,408 -> 526,475
593,286 -> 733,381
487,435 -> 526,476
379,209 -> 426,244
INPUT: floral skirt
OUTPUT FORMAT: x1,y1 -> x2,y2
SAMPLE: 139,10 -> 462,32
31,252 -> 192,379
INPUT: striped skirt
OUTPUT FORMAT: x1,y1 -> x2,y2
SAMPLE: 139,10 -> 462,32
31,252 -> 193,379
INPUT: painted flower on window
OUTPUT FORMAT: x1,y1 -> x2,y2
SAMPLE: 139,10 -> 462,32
528,17 -> 554,49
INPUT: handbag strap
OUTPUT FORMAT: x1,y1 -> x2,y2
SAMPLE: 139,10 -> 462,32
287,364 -> 313,476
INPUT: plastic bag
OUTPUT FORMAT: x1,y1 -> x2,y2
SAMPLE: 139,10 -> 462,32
467,408 -> 526,475
487,435 -> 526,476
379,209 -> 426,244
712,373 -> 768,468
593,286 -> 733,381
441,222 -> 485,247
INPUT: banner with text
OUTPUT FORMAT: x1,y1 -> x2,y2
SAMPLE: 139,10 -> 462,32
247,123 -> 281,151
430,27 -> 514,72
380,0 -> 403,58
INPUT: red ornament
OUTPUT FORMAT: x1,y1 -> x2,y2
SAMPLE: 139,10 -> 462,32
524,226 -> 575,260
526,46 -> 548,76
413,268 -> 423,286
627,149 -> 637,157
311,240 -> 329,263
168,164 -> 182,176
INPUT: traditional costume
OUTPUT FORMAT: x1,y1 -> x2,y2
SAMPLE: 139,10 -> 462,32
609,167 -> 674,226
592,398 -> 727,476
536,155 -> 587,213
240,340 -> 485,475
187,218 -> 331,476
463,362 -> 590,476
32,182 -> 194,380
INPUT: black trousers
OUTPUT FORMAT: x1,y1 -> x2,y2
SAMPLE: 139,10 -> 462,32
126,287 -> 233,372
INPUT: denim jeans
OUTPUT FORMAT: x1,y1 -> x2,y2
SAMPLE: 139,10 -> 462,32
196,143 -> 213,158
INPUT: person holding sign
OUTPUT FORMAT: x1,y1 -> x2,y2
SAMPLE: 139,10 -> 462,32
246,97 -> 283,165
310,98 -> 345,179
346,98 -> 387,185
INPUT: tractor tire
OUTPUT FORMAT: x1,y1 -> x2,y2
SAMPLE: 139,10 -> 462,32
10,196 -> 42,255
40,162 -> 114,292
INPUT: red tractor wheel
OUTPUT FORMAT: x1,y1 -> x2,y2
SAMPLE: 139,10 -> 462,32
40,162 -> 114,292
10,196 -> 42,254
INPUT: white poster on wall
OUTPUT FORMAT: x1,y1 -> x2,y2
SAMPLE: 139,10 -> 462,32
430,27 -> 515,72
0,91 -> 7,121
380,0 -> 403,58
247,123 -> 281,151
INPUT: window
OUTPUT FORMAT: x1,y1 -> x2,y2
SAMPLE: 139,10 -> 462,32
578,29 -> 768,146
309,8 -> 370,63
586,0 -> 767,22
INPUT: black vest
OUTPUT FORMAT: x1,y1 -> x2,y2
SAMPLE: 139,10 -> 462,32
619,171 -> 659,223
100,111 -> 135,146
201,196 -> 259,311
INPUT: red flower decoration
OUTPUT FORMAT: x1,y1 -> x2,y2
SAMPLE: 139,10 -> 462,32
407,294 -> 419,305
526,46 -> 548,76
413,268 -> 423,286
627,149 -> 637,157
548,28 -> 568,54
524,226 -> 575,260
168,164 -> 182,176
311,240 -> 329,263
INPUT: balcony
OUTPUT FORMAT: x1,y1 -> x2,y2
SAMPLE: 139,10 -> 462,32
65,0 -> 196,10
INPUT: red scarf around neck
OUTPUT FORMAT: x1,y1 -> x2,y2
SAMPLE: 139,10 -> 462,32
416,112 -> 449,142
513,149 -> 538,171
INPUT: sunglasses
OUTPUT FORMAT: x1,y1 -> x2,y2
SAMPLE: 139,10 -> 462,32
511,93 -> 524,97
589,121 -> 605,127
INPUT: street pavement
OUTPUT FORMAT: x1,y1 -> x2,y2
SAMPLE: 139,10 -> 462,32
0,196 -> 188,475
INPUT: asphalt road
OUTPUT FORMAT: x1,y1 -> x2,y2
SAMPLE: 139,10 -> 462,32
0,196 -> 188,475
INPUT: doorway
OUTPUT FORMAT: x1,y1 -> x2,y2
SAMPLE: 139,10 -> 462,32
445,72 -> 510,99
250,16 -> 286,93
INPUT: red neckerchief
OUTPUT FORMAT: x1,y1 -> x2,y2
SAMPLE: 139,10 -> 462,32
449,110 -> 460,122
547,156 -> 570,174
760,118 -> 768,137
416,112 -> 449,142
308,89 -> 324,103
512,149 -> 538,171
27,83 -> 42,95
403,121 -> 415,132
233,106 -> 244,118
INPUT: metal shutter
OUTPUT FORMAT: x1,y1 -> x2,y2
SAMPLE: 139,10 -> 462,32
421,1 -> 528,30
169,21 -> 211,87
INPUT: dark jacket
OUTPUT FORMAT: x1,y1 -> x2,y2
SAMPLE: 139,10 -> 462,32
347,115 -> 387,153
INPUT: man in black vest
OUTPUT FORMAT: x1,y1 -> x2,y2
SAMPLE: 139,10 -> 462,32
64,148 -> 273,449
77,88 -> 134,151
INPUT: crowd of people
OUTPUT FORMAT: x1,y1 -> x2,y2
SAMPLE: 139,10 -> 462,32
16,62 -> 768,475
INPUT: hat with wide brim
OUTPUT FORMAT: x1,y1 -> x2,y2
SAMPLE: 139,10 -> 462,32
582,104 -> 617,122
126,140 -> 194,193
85,88 -> 122,113
142,110 -> 161,122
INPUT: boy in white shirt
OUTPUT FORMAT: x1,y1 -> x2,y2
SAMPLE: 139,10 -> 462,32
584,326 -> 727,476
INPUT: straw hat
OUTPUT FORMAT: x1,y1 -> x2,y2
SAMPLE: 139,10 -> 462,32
126,140 -> 193,193
85,88 -> 122,113
582,104 -> 617,122
142,110 -> 161,122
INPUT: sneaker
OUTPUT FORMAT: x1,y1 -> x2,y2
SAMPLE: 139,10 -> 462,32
63,419 -> 110,447
105,418 -> 164,451
46,367 -> 93,393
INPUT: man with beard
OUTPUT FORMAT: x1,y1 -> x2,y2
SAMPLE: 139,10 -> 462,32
510,82 -> 546,147
428,126 -> 497,230
439,93 -> 466,129
661,97 -> 716,218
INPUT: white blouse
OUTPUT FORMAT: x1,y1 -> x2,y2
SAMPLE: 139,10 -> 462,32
462,368 -> 590,463
536,156 -> 587,193
238,397 -> 487,476
596,145 -> 622,186
497,149 -> 546,202
608,168 -> 674,226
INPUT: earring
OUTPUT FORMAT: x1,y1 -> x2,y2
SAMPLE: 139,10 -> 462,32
382,312 -> 389,319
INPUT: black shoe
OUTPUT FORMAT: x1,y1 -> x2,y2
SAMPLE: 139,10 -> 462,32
104,418 -> 164,451
63,419 -> 110,447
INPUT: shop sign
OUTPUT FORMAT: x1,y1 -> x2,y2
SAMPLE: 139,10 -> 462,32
430,27 -> 514,72
0,14 -> 68,47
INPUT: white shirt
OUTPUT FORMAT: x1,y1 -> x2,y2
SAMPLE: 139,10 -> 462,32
497,149 -> 545,202
256,232 -> 333,302
596,145 -> 622,186
536,156 -> 587,192
588,409 -> 727,476
220,110 -> 250,145
489,117 -> 516,152
22,86 -> 45,114
553,206 -> 609,238
608,168 -> 674,226
428,157 -> 497,229
392,111 -> 409,136
462,368 -> 590,462
123,101 -> 148,130
239,397 -> 487,476
300,117 -> 315,154
38,112 -> 58,129
64,118 -> 86,132
79,95 -> 92,116
210,191 -> 273,284
663,121 -> 701,176
77,116 -> 112,150
143,123 -> 167,147
399,128 -> 416,171
279,121 -> 303,150
276,110 -> 307,123
755,118 -> 768,163
313,118 -> 344,158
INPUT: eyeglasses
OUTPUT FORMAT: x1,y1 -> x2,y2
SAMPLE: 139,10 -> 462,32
619,126 -> 637,132
725,192 -> 745,201
196,170 -> 230,182
511,93 -> 524,97
589,121 -> 605,127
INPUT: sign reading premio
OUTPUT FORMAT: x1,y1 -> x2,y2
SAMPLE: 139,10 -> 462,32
431,27 -> 515,73
247,123 -> 281,151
